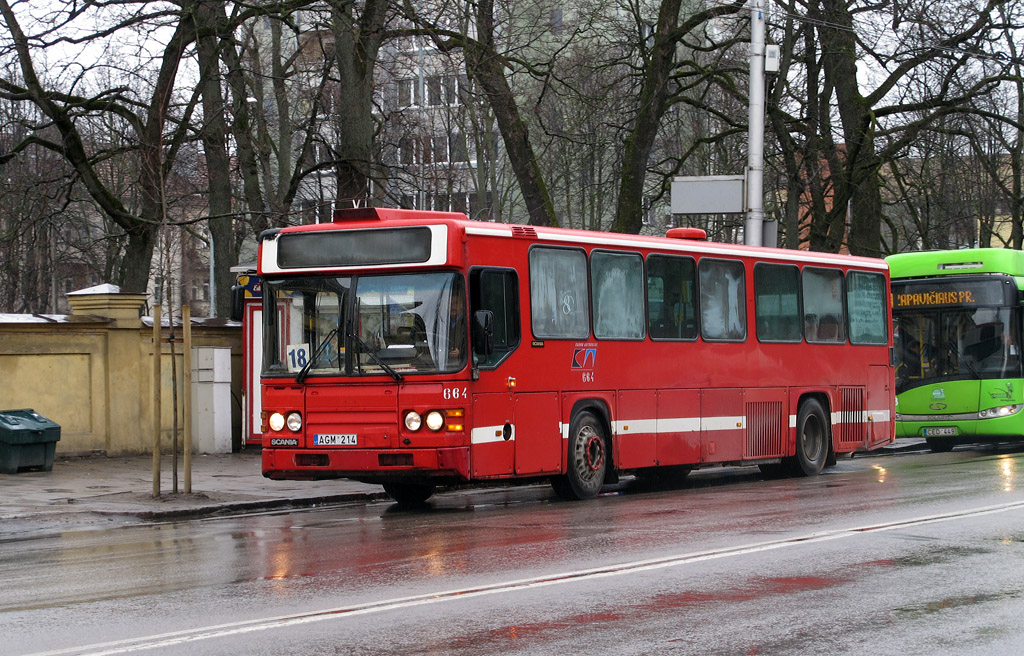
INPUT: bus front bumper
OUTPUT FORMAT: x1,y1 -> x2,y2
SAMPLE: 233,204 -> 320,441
262,446 -> 471,482
896,412 -> 1023,440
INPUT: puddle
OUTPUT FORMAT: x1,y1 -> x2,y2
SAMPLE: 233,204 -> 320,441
894,589 -> 1021,619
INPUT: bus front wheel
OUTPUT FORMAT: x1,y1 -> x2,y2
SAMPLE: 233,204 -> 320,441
382,482 -> 435,507
791,399 -> 830,476
552,411 -> 608,500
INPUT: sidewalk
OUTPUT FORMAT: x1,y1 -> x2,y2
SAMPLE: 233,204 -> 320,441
0,439 -> 927,539
0,449 -> 386,538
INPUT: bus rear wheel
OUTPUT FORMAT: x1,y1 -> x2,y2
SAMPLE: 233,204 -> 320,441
790,399 -> 830,477
382,482 -> 435,507
552,411 -> 608,500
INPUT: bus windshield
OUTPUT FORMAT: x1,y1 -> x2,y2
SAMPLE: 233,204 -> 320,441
262,272 -> 467,377
894,305 -> 1022,394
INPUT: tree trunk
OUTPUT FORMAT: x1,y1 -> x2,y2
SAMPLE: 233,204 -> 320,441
217,7 -> 268,234
464,0 -> 557,227
611,0 -> 683,235
332,0 -> 389,209
197,0 -> 236,316
818,0 -> 882,256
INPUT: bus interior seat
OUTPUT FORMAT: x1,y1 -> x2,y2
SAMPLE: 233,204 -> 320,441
817,315 -> 840,341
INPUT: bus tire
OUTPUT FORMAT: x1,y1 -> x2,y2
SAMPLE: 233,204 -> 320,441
559,410 -> 608,500
925,437 -> 956,453
549,475 -> 575,500
791,398 -> 830,477
382,482 -> 435,506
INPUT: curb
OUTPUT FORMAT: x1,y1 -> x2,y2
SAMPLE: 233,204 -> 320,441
869,441 -> 928,455
97,490 -> 391,521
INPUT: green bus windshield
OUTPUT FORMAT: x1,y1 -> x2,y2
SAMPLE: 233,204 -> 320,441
886,250 -> 1024,395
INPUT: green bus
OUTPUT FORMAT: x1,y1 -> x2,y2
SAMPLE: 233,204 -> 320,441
887,248 -> 1024,452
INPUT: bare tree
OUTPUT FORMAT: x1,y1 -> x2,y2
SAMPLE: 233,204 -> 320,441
769,0 -> 1017,256
968,2 -> 1024,249
0,0 -> 201,292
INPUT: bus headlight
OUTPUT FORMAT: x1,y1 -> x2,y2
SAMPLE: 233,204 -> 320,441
268,412 -> 285,432
286,411 -> 303,432
979,405 -> 1021,419
425,411 -> 445,431
404,411 -> 422,431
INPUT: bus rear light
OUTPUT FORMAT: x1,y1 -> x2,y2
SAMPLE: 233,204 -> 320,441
295,453 -> 329,467
379,453 -> 414,467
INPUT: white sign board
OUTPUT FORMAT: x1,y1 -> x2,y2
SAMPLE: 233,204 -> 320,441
671,175 -> 745,215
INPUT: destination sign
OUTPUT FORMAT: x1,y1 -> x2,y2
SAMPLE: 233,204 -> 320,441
277,226 -> 432,269
892,278 -> 1010,309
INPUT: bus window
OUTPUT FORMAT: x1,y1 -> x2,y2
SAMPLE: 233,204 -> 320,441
847,271 -> 888,345
699,258 -> 746,341
803,267 -> 846,343
647,254 -> 697,340
529,247 -> 590,339
470,268 -> 520,367
591,251 -> 645,340
754,263 -> 801,342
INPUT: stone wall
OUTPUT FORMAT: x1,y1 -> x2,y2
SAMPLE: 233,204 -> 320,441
0,288 -> 242,456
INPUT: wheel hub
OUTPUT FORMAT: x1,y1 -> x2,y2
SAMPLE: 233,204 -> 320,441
584,434 -> 604,471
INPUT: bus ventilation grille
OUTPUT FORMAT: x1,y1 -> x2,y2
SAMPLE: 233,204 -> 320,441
746,401 -> 785,458
839,387 -> 865,445
511,226 -> 538,238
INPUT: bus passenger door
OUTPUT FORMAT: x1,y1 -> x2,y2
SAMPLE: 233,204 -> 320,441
656,389 -> 702,466
514,392 -> 561,475
701,388 -> 745,463
469,267 -> 524,477
471,393 -> 514,478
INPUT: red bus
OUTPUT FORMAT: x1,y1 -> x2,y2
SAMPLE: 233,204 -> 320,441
259,208 -> 894,504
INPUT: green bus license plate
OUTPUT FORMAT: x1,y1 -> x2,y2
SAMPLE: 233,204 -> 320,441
923,427 -> 957,437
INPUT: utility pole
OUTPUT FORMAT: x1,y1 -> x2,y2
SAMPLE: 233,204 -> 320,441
744,0 -> 766,247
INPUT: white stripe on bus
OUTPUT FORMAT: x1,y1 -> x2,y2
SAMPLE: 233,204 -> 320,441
471,425 -> 515,445
471,412 -> 891,444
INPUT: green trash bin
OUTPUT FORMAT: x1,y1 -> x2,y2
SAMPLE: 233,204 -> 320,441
0,409 -> 61,474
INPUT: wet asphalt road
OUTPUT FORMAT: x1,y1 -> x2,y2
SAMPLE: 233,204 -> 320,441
3,444 -> 1023,656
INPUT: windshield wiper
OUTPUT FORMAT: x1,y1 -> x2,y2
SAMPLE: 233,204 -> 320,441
348,329 -> 404,383
295,327 -> 339,383
949,340 -> 981,379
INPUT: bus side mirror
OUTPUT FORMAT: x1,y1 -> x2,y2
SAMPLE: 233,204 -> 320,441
472,310 -> 495,356
230,285 -> 245,322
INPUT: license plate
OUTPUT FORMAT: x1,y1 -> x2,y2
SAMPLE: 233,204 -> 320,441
924,427 -> 957,437
314,434 -> 357,446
